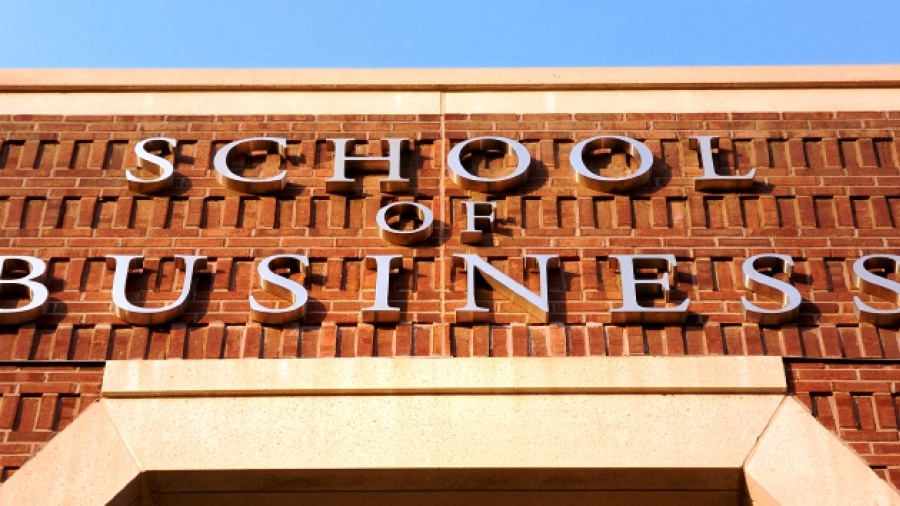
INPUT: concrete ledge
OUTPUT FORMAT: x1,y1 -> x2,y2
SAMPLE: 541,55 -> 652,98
3,66 -> 900,114
0,91 -> 441,115
445,88 -> 900,114
101,356 -> 788,397
1,66 -> 899,91
104,394 -> 782,473
2,88 -> 900,114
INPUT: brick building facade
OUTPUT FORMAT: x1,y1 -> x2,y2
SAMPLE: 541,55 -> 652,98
0,67 -> 899,504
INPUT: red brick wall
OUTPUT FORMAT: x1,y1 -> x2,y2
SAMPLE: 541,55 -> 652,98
0,365 -> 100,479
790,362 -> 900,486
1,112 -> 900,485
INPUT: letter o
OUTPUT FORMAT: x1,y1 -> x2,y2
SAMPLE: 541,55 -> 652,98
569,135 -> 654,192
447,136 -> 531,193
375,201 -> 434,245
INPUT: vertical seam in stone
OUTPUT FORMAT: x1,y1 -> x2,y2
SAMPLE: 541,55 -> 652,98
742,394 -> 789,470
97,397 -> 150,503
98,398 -> 144,472
739,394 -> 789,503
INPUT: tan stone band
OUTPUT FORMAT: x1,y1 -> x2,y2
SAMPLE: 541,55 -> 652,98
1,66 -> 900,114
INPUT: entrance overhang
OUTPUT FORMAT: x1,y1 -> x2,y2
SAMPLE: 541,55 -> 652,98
1,356 -> 897,505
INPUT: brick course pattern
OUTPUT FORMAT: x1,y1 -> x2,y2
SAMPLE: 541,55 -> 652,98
1,112 -> 900,485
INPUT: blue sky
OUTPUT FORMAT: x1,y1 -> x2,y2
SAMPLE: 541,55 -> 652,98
1,0 -> 898,68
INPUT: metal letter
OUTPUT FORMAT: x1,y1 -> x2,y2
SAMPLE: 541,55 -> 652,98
128,137 -> 176,194
447,137 -> 531,193
460,201 -> 497,245
453,254 -> 559,323
375,201 -> 434,245
106,255 -> 207,325
0,256 -> 48,324
610,254 -> 689,323
326,138 -> 409,193
741,254 -> 801,325
213,137 -> 287,193
852,255 -> 900,326
690,136 -> 756,191
250,255 -> 310,324
362,255 -> 402,323
570,135 -> 654,192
